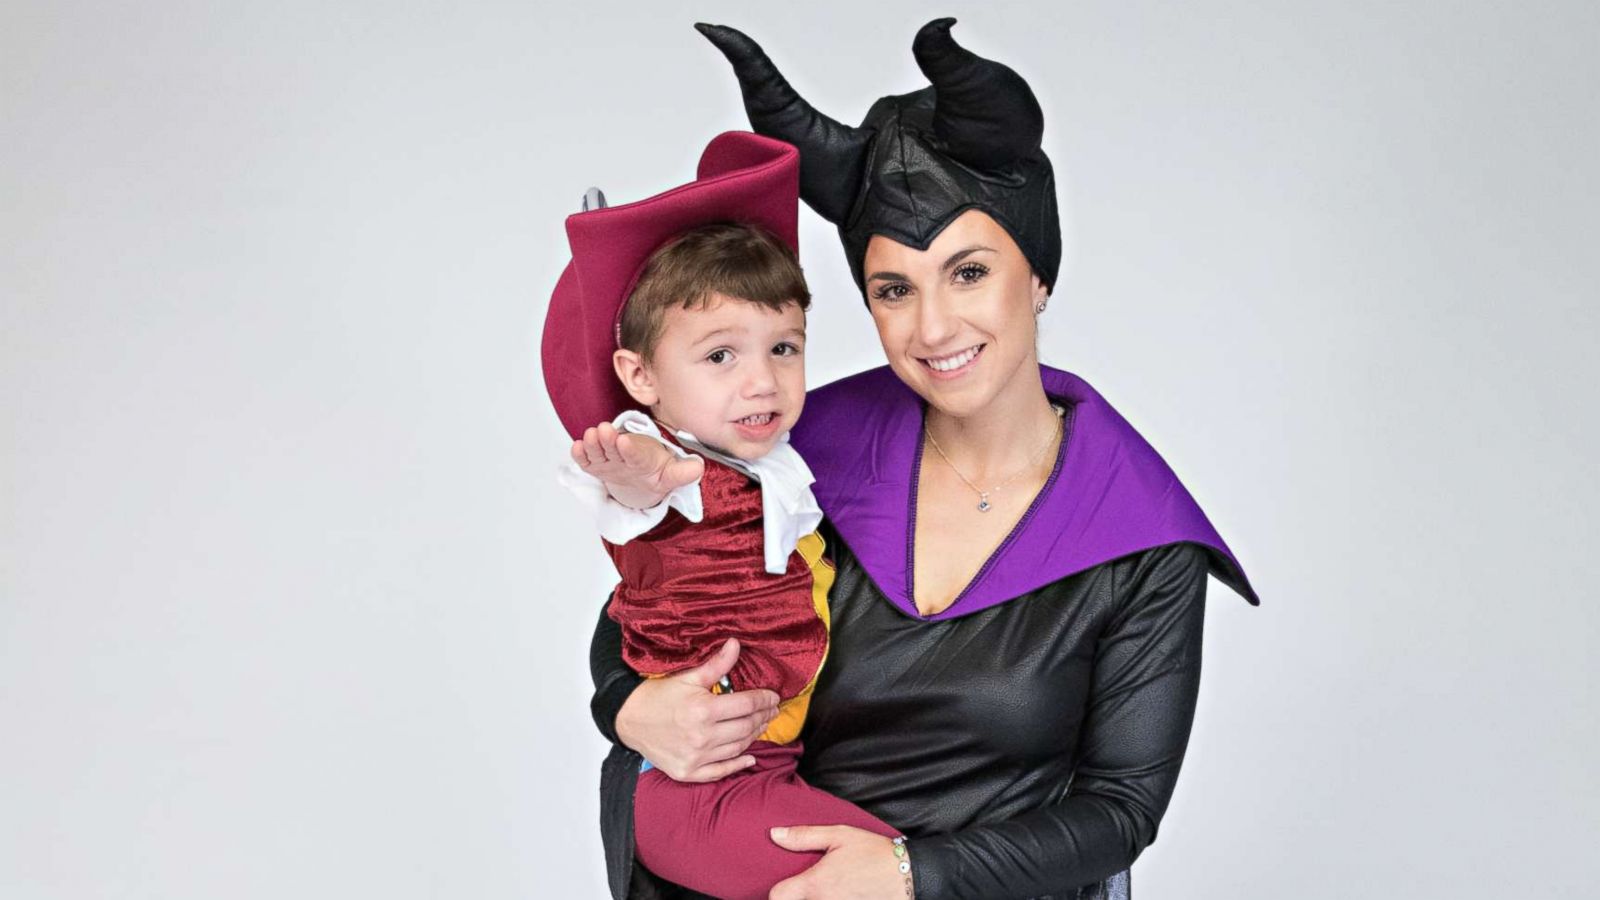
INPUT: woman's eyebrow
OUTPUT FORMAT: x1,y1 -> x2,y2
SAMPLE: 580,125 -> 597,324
868,246 -> 996,282
941,246 -> 997,272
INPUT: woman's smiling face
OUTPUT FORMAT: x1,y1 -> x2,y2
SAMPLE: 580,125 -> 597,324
863,209 -> 1049,419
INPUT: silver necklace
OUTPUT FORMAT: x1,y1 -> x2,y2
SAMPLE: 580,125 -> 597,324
924,405 -> 1065,512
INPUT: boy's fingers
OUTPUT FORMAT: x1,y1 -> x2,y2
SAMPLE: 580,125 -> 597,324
614,433 -> 645,467
665,456 -> 705,489
618,434 -> 678,476
579,428 -> 603,467
597,422 -> 620,460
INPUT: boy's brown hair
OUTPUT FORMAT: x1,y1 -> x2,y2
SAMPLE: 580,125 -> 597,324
618,222 -> 810,361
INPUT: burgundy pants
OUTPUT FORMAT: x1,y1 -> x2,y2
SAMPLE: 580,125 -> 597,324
634,740 -> 898,900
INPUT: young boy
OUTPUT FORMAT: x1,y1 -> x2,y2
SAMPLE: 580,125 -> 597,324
541,133 -> 903,900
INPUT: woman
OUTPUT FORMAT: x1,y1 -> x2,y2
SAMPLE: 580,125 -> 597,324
587,19 -> 1258,899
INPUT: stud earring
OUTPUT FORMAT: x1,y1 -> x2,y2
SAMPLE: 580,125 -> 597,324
1035,299 -> 1048,314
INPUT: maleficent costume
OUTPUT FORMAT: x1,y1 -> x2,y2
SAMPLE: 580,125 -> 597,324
585,19 -> 1258,899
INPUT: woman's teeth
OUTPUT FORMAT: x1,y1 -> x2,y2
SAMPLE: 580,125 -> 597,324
924,345 -> 983,372
737,413 -> 774,425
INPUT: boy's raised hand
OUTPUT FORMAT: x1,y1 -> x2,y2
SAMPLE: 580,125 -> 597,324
572,420 -> 705,509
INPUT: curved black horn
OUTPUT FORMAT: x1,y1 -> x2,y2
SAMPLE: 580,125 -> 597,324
696,23 -> 870,225
912,18 -> 1044,169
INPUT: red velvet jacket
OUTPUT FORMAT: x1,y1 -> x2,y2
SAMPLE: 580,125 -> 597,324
603,454 -> 826,700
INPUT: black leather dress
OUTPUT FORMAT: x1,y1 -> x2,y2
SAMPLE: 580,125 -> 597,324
589,524 -> 1210,900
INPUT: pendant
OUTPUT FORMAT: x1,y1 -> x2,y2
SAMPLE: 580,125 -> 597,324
977,493 -> 992,512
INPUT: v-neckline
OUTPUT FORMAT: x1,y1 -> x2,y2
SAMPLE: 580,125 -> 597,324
904,399 -> 1077,618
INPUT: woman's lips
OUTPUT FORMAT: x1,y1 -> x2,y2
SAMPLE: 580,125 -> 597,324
919,344 -> 985,380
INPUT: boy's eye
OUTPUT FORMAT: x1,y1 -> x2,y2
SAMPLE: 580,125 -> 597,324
953,262 -> 990,284
772,342 -> 802,357
706,349 -> 732,365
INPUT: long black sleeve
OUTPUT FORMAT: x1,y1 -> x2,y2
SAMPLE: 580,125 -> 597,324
907,544 -> 1208,898
596,541 -> 1216,900
589,597 -> 642,747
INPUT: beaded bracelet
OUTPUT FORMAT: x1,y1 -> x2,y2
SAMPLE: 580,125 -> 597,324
891,835 -> 914,898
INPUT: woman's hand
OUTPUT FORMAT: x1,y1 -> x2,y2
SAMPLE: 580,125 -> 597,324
767,825 -> 906,900
615,637 -> 781,782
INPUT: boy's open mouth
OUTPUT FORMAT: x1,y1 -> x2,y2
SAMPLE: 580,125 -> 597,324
733,411 -> 783,441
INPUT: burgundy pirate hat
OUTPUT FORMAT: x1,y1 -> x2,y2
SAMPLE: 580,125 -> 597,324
541,131 -> 801,439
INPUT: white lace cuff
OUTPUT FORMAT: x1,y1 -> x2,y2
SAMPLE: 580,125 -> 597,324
555,411 -> 704,545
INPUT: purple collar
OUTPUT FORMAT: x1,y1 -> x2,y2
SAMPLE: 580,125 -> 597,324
790,365 -> 1258,621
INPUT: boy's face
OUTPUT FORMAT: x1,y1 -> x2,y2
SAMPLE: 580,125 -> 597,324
616,293 -> 807,460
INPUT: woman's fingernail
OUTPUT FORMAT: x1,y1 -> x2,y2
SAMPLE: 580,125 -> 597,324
771,827 -> 788,840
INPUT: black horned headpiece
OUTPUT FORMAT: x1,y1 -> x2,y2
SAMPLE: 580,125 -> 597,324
696,17 -> 1061,296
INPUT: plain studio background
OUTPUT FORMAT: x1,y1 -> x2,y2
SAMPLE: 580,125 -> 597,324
3,1 -> 1596,897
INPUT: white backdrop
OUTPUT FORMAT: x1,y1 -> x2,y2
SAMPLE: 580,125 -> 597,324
4,1 -> 1597,897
